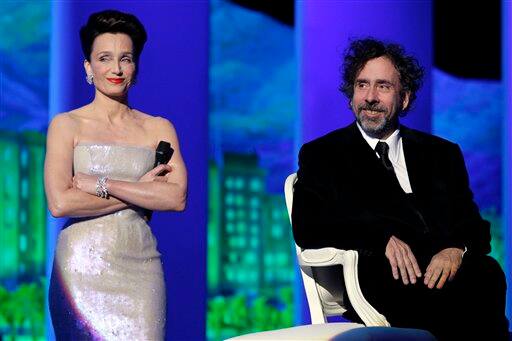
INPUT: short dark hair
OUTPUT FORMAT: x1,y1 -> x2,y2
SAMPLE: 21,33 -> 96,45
340,38 -> 424,115
80,10 -> 147,63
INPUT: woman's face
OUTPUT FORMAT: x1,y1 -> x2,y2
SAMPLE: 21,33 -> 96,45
84,33 -> 136,98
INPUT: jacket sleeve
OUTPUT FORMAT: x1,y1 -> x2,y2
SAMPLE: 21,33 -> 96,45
291,143 -> 395,254
434,143 -> 491,255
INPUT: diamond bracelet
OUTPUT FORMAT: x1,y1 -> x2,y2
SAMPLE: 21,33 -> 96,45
96,176 -> 109,199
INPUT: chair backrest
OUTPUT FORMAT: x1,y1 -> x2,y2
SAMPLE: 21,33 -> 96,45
284,173 -> 349,324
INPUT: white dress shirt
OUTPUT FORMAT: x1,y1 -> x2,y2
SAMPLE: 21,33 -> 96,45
356,123 -> 413,194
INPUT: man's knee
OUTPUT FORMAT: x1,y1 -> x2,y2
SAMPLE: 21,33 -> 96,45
464,255 -> 505,287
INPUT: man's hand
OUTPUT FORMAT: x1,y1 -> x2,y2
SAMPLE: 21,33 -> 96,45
385,235 -> 422,285
424,248 -> 463,289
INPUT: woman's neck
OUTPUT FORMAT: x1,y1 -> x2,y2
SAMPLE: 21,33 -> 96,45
90,91 -> 131,122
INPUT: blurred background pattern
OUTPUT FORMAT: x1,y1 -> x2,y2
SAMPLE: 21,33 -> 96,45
207,1 -> 296,339
0,2 -> 49,339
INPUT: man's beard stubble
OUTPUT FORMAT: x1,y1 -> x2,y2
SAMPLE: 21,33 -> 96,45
354,102 -> 398,139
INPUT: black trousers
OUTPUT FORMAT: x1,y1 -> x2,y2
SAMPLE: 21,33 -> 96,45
353,253 -> 509,340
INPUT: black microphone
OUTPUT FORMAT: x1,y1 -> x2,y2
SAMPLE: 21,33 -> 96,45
154,141 -> 174,171
145,141 -> 174,221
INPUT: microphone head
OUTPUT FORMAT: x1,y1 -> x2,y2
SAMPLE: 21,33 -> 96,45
156,141 -> 171,154
155,141 -> 173,166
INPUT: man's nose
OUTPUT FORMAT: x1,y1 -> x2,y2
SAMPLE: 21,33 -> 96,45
364,87 -> 379,104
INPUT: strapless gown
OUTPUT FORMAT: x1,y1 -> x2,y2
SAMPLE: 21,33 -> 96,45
49,144 -> 165,340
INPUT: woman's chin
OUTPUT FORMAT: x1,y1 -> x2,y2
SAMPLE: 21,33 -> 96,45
97,88 -> 129,100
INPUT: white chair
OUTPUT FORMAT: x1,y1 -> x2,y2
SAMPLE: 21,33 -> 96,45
284,173 -> 389,327
226,173 -> 390,340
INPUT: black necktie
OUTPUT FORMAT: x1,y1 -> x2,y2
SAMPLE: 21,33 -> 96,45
375,141 -> 394,172
375,142 -> 429,231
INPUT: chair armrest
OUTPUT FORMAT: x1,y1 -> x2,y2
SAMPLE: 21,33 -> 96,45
299,247 -> 346,266
298,248 -> 390,327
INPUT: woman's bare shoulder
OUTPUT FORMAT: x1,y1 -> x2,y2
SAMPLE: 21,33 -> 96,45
48,106 -> 95,142
50,105 -> 92,126
133,110 -> 175,130
49,112 -> 78,130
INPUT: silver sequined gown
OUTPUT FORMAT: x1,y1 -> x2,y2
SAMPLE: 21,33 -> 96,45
49,144 -> 165,340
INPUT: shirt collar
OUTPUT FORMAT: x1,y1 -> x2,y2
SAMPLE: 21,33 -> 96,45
356,123 -> 401,161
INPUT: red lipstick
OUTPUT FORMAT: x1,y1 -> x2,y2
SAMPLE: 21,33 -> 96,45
107,78 -> 124,84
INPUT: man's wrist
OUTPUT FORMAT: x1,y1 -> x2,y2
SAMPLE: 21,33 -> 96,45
461,245 -> 468,258
449,246 -> 466,258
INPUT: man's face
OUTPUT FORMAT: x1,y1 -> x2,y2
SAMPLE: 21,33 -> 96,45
351,56 -> 409,139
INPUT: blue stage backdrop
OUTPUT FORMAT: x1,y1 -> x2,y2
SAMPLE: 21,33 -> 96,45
433,70 -> 505,265
502,0 -> 512,324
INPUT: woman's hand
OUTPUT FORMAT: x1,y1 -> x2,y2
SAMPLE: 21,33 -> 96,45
139,164 -> 172,183
73,172 -> 99,195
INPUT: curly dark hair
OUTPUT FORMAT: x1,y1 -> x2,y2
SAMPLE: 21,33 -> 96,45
340,38 -> 424,115
80,10 -> 147,63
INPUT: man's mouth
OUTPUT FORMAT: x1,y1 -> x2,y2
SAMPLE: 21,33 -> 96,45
361,109 -> 385,116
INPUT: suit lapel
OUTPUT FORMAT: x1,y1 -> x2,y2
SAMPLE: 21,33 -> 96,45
344,123 -> 429,230
344,122 -> 406,197
401,126 -> 428,198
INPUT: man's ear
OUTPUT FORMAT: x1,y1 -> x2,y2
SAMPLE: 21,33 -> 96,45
402,91 -> 411,111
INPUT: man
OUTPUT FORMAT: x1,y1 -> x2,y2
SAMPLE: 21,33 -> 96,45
292,38 -> 509,340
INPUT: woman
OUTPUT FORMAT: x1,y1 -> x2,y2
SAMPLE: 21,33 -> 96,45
45,10 -> 187,340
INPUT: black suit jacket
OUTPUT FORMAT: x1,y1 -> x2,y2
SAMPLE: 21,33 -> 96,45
292,122 -> 491,259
